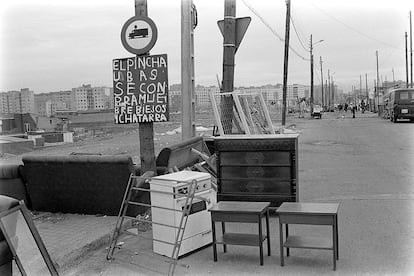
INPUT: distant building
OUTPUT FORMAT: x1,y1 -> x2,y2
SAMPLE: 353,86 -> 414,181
0,93 -> 8,113
168,84 -> 220,112
0,88 -> 35,114
92,86 -> 113,110
239,85 -> 281,104
72,85 -> 113,112
35,90 -> 74,116
195,86 -> 220,106
313,84 -> 341,106
73,84 -> 90,111
282,84 -> 310,102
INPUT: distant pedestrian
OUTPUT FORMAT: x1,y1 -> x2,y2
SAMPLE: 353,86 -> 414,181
344,103 -> 348,112
351,104 -> 356,118
298,98 -> 306,118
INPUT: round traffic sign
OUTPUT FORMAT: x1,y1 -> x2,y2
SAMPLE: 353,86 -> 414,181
121,16 -> 158,55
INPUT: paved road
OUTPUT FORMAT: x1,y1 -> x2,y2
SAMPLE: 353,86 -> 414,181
295,111 -> 414,275
63,111 -> 414,275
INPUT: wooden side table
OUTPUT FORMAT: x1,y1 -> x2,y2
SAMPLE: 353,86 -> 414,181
208,201 -> 271,265
276,202 -> 339,270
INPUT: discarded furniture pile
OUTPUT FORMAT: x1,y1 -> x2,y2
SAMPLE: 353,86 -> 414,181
0,135 -> 215,274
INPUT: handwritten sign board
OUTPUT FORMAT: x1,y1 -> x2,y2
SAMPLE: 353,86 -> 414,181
113,54 -> 169,124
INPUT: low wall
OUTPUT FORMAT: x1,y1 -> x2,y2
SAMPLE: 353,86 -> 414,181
0,137 -> 33,155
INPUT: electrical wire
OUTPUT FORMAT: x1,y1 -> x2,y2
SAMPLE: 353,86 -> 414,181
242,0 -> 310,61
291,16 -> 309,53
309,3 -> 404,52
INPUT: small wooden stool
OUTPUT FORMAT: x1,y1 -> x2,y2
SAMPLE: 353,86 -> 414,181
208,201 -> 271,265
277,202 -> 339,270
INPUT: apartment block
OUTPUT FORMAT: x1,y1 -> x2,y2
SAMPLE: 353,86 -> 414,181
0,88 -> 35,114
0,93 -> 8,113
92,86 -> 113,110
239,86 -> 281,103
73,84 -> 90,111
195,86 -> 220,106
34,90 -> 74,116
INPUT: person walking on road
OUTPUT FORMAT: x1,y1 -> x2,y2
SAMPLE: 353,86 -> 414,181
351,103 -> 356,118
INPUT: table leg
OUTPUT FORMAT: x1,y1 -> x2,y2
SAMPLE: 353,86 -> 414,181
221,221 -> 227,253
285,224 -> 290,257
279,220 -> 284,266
258,214 -> 264,265
211,218 -> 217,262
335,214 -> 339,260
266,209 -> 271,256
332,223 -> 336,271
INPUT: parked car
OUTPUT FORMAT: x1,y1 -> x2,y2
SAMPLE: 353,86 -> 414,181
312,105 -> 323,119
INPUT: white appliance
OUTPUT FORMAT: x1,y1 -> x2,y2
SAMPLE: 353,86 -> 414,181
150,171 -> 216,257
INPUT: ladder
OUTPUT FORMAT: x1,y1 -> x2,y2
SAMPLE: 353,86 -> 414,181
106,171 -> 198,276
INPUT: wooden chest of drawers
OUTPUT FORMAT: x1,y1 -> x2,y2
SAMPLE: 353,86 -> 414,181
214,134 -> 299,207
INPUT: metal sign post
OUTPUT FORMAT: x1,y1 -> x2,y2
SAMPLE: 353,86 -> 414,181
113,0 -> 169,175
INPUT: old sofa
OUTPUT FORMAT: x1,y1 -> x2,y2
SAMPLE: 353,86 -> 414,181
21,155 -> 135,216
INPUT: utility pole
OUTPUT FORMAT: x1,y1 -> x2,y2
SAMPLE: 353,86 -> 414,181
320,56 -> 324,108
392,68 -> 395,87
376,50 -> 380,115
374,79 -> 377,112
181,0 -> 196,140
410,11 -> 413,87
221,0 -> 236,134
327,69 -> 330,111
406,32 -> 409,88
135,0 -> 156,174
310,34 -> 314,114
359,75 -> 362,104
281,0 -> 291,127
331,75 -> 335,109
365,73 -> 368,106
352,85 -> 355,105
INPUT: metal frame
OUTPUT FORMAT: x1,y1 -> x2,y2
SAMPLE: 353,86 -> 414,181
0,201 -> 59,276
209,91 -> 275,136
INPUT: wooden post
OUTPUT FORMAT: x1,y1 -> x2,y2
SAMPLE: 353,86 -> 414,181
135,0 -> 156,175
320,56 -> 324,108
221,0 -> 236,134
327,69 -> 330,110
222,0 -> 236,93
376,50 -> 380,115
331,75 -> 334,108
281,0 -> 291,127
410,11 -> 413,87
310,34 -> 314,115
365,73 -> 369,102
181,0 -> 196,140
406,32 -> 409,88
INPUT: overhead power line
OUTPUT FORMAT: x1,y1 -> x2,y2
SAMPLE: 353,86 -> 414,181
310,3 -> 404,51
242,0 -> 309,61
290,16 -> 309,52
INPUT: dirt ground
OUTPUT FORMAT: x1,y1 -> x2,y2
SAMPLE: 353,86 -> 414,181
0,111 -> 222,165
1,109 -> 292,165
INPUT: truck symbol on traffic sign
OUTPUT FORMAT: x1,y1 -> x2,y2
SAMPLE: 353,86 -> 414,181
121,16 -> 158,55
128,26 -> 149,39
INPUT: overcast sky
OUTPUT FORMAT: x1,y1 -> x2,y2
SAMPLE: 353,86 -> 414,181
0,0 -> 413,94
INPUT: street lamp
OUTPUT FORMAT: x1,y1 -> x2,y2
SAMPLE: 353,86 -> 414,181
310,34 -> 324,115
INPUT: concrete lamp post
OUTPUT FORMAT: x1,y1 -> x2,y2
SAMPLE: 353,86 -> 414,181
310,35 -> 324,116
